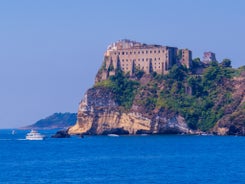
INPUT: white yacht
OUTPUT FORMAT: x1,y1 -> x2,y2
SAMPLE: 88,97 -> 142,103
26,130 -> 45,140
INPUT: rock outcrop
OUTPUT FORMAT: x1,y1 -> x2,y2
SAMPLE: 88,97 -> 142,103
68,87 -> 190,135
69,41 -> 245,136
51,130 -> 71,138
69,67 -> 245,136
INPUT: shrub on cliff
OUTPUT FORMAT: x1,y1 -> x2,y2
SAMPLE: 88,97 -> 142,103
150,63 -> 236,131
94,69 -> 139,110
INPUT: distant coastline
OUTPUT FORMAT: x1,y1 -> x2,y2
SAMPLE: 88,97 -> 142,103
21,112 -> 77,130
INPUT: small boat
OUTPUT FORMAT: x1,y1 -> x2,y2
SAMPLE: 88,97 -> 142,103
200,133 -> 213,136
107,134 -> 119,137
12,130 -> 16,135
26,130 -> 45,140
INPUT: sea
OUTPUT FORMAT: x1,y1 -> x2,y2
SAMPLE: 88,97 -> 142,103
0,129 -> 244,184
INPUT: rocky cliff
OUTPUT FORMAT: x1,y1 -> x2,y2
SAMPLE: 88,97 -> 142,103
68,87 -> 190,135
69,58 -> 245,136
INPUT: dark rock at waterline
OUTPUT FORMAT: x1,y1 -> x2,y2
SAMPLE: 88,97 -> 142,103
135,129 -> 152,135
51,130 -> 70,138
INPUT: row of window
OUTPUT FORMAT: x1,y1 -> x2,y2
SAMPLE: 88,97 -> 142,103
114,49 -> 165,55
121,57 -> 165,62
122,63 -> 162,67
121,65 -> 162,71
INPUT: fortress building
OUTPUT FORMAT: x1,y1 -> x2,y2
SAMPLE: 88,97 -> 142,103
101,40 -> 192,79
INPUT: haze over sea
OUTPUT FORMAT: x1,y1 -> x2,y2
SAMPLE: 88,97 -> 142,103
0,129 -> 244,184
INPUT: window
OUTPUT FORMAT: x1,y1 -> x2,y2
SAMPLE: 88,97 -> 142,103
142,58 -> 144,61
126,59 -> 128,62
122,52 -> 124,55
150,50 -> 152,53
159,58 -> 160,60
138,59 -> 140,61
138,51 -> 140,54
142,51 -> 144,54
146,58 -> 148,61
146,50 -> 148,54
154,58 -> 156,61
154,50 -> 156,53
130,52 -> 132,54
158,50 -> 160,53
126,52 -> 128,55
122,59 -> 124,62
134,51 -> 136,54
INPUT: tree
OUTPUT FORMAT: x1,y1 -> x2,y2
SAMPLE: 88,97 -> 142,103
221,59 -> 232,68
168,64 -> 187,81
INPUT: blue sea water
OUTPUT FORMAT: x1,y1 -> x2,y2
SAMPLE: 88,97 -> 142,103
0,129 -> 244,184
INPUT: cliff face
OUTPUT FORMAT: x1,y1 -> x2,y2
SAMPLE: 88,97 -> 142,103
69,56 -> 245,136
68,87 -> 190,135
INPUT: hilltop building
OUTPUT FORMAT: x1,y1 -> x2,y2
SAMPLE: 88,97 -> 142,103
203,51 -> 217,64
101,40 -> 192,80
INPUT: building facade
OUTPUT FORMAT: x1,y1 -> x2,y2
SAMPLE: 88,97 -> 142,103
103,40 -> 192,78
178,49 -> 192,68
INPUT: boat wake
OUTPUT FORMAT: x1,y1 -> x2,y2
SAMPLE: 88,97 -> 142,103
17,139 -> 27,141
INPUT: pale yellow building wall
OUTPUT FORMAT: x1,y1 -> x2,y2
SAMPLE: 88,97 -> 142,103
180,49 -> 192,68
103,40 -> 194,78
107,46 -> 176,75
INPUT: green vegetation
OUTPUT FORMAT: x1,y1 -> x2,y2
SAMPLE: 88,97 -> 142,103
135,62 -> 236,131
95,69 -> 139,110
233,65 -> 245,76
133,67 -> 145,79
155,63 -> 234,131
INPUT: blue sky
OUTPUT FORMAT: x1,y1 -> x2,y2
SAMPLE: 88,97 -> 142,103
0,0 -> 244,128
